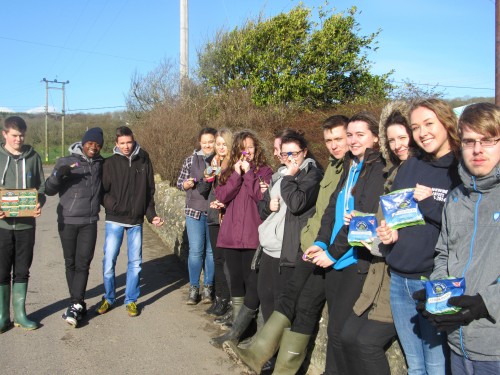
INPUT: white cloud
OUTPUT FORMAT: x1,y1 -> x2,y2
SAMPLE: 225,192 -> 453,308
0,107 -> 14,113
26,106 -> 58,114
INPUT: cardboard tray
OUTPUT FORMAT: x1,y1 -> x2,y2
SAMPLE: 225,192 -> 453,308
0,188 -> 38,217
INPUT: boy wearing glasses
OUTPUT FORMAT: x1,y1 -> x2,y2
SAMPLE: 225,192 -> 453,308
421,102 -> 500,373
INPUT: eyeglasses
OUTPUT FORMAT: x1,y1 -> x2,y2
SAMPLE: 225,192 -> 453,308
279,150 -> 303,158
461,138 -> 499,148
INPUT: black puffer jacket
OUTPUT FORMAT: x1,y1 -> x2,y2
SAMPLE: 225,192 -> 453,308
45,142 -> 103,224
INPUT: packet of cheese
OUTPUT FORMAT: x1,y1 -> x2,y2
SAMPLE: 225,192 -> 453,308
424,277 -> 466,315
348,212 -> 378,247
380,188 -> 425,229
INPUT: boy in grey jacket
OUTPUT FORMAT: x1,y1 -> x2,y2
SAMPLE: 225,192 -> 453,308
0,116 -> 45,332
418,102 -> 500,373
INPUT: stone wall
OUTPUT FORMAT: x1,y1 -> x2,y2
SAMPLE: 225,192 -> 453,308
148,180 -> 407,374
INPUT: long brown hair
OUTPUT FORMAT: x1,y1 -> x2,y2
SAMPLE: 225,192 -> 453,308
218,130 -> 268,185
409,98 -> 460,158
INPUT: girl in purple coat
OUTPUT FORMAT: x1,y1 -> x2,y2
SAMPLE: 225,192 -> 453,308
215,130 -> 273,323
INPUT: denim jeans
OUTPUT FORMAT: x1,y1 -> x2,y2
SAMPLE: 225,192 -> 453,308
58,223 -> 97,304
450,349 -> 500,375
390,272 -> 450,375
102,222 -> 142,305
185,215 -> 213,288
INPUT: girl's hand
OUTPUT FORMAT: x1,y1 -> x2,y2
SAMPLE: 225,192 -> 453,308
284,157 -> 299,176
270,196 -> 280,212
183,178 -> 195,190
376,220 -> 399,245
259,180 -> 269,194
312,251 -> 334,268
344,212 -> 354,226
234,160 -> 243,175
413,183 -> 433,201
241,160 -> 250,173
305,245 -> 323,258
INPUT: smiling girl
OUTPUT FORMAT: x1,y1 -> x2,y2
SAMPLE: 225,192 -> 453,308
381,98 -> 461,374
305,111 -> 386,375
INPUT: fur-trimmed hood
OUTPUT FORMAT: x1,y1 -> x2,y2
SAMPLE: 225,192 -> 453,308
378,100 -> 416,165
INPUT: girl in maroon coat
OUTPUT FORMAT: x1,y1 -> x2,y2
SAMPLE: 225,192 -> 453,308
215,130 -> 273,323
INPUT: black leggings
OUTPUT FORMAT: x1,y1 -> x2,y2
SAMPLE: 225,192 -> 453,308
223,248 -> 255,298
208,225 -> 230,300
324,264 -> 367,375
257,252 -> 294,321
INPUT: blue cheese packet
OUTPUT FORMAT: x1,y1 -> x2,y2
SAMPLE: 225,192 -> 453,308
425,278 -> 466,315
348,212 -> 378,247
380,188 -> 425,229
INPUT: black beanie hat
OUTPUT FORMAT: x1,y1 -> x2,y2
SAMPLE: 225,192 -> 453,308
82,127 -> 104,148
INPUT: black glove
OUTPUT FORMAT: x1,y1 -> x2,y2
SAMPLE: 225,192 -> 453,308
429,295 -> 489,330
412,289 -> 427,314
56,165 -> 72,181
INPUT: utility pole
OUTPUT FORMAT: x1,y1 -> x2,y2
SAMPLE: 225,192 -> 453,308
496,0 -> 499,105
41,78 -> 70,161
180,0 -> 189,94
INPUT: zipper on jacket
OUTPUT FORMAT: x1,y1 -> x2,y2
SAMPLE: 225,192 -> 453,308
459,176 -> 481,360
69,191 -> 78,212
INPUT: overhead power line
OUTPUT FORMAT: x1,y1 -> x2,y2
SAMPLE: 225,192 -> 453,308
0,35 -> 156,64
393,81 -> 494,91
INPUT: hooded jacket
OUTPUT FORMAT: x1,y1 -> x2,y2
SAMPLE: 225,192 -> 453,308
45,142 -> 103,224
215,164 -> 273,249
385,152 -> 460,278
102,143 -> 158,225
431,162 -> 500,361
0,143 -> 45,230
258,158 -> 323,267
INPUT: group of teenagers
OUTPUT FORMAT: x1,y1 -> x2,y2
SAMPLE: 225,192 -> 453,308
0,118 -> 163,331
177,99 -> 499,375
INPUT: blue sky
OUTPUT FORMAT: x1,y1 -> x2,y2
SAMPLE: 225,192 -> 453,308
0,0 -> 495,114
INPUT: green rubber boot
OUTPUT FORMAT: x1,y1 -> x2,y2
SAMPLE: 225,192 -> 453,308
272,329 -> 311,375
0,284 -> 11,333
12,283 -> 38,330
231,296 -> 245,323
224,311 -> 291,374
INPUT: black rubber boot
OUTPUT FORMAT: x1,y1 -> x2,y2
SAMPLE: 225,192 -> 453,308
0,284 -> 11,333
272,328 -> 310,375
210,305 -> 257,348
12,283 -> 38,330
206,296 -> 220,315
223,311 -> 291,375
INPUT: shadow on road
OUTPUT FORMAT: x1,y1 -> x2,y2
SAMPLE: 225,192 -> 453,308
29,253 -> 189,324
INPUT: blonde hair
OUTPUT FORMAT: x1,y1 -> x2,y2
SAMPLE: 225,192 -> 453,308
458,102 -> 500,138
